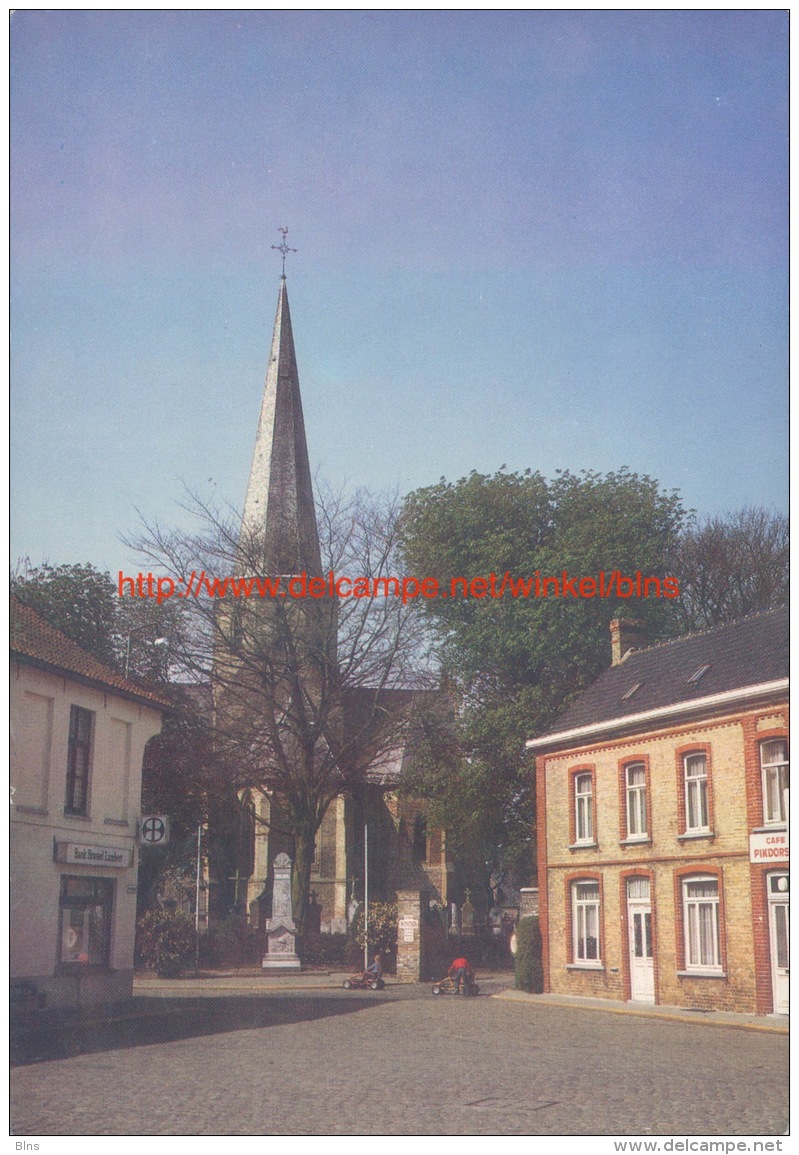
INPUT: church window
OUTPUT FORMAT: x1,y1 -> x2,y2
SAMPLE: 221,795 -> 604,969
413,815 -> 428,862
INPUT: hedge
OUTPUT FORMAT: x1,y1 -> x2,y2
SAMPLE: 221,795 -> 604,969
514,915 -> 544,993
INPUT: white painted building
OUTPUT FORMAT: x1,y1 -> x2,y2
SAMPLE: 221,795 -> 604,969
10,595 -> 169,1007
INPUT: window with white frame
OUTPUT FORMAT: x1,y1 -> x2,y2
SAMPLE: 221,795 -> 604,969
682,876 -> 721,971
572,880 -> 601,963
625,763 -> 647,837
574,773 -> 594,843
683,753 -> 709,832
761,740 -> 788,825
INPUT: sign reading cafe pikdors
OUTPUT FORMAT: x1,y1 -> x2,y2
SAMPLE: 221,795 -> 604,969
749,830 -> 788,864
54,842 -> 133,869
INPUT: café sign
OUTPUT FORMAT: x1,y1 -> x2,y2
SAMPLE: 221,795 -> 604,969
749,830 -> 788,864
55,842 -> 133,869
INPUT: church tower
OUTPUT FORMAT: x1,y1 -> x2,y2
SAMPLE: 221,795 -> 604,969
241,273 -> 323,577
210,239 -> 452,940
220,252 -> 342,931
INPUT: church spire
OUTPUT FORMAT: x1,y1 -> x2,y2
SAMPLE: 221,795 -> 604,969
242,272 -> 323,576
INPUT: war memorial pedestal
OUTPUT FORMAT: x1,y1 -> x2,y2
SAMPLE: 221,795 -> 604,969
262,852 -> 301,972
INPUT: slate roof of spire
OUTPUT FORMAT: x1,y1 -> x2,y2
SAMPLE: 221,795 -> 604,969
10,595 -> 172,710
241,276 -> 323,576
536,605 -> 788,741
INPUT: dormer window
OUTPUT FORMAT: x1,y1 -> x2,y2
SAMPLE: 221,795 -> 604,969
687,664 -> 711,686
621,682 -> 642,702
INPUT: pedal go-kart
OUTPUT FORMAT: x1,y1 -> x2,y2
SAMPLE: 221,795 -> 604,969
431,974 -> 479,997
342,973 -> 385,991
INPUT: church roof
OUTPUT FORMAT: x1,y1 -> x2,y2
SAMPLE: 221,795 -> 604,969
10,595 -> 172,710
241,277 -> 323,576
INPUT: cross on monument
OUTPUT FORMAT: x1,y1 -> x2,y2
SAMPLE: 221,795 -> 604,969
228,867 -> 246,908
272,226 -> 297,276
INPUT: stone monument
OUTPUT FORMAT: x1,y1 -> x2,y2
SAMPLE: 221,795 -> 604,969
262,852 -> 301,971
461,890 -> 475,934
448,901 -> 461,936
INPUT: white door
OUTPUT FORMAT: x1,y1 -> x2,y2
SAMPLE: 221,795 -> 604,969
627,878 -> 654,1003
768,873 -> 789,1015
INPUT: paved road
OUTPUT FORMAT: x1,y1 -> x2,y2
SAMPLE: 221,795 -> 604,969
11,980 -> 788,1137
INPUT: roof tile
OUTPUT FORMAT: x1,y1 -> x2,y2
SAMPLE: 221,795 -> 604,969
10,595 -> 171,709
544,606 -> 788,736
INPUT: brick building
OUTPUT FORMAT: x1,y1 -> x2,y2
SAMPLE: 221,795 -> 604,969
527,609 -> 788,1016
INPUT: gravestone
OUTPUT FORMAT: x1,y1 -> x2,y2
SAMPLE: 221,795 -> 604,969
461,890 -> 475,934
262,853 -> 301,971
449,902 -> 461,936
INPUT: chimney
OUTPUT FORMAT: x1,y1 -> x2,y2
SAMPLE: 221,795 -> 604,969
610,617 -> 648,666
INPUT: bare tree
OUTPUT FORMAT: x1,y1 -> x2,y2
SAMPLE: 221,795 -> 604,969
672,507 -> 788,632
127,483 -> 433,934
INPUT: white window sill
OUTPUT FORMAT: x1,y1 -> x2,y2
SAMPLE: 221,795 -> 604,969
752,823 -> 787,834
620,836 -> 651,846
677,830 -> 715,841
676,969 -> 727,979
566,962 -> 604,972
568,841 -> 598,851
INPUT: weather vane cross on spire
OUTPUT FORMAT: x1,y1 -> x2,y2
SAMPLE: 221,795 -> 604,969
272,226 -> 297,277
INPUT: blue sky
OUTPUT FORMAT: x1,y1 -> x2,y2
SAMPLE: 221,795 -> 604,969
11,10 -> 788,574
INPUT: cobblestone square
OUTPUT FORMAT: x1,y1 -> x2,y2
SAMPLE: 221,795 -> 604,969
10,979 -> 788,1137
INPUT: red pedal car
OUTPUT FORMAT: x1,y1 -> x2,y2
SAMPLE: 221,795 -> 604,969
431,974 -> 479,996
343,972 -> 385,991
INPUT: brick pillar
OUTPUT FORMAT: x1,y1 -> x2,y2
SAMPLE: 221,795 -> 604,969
395,890 -> 426,983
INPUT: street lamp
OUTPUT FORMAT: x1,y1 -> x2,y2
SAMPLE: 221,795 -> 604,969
124,629 -> 168,679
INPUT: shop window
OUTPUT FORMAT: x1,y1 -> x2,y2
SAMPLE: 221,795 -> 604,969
58,876 -> 113,967
413,815 -> 428,862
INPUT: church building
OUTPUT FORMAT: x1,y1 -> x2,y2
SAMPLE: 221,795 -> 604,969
210,253 -> 452,937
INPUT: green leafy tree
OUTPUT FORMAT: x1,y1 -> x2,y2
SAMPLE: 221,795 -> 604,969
11,561 -> 121,667
399,467 -> 687,886
10,559 -> 182,682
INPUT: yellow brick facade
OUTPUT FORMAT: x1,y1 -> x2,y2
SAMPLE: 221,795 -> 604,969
537,702 -> 789,1015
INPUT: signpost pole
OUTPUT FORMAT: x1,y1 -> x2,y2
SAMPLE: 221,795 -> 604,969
194,824 -> 202,973
363,823 -> 368,970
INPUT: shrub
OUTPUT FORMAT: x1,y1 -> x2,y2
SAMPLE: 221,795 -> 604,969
200,915 -> 260,967
137,909 -> 195,976
514,915 -> 544,993
298,933 -> 361,969
351,902 -> 398,964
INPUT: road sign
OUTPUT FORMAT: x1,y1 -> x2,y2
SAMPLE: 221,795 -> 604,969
140,815 -> 170,845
